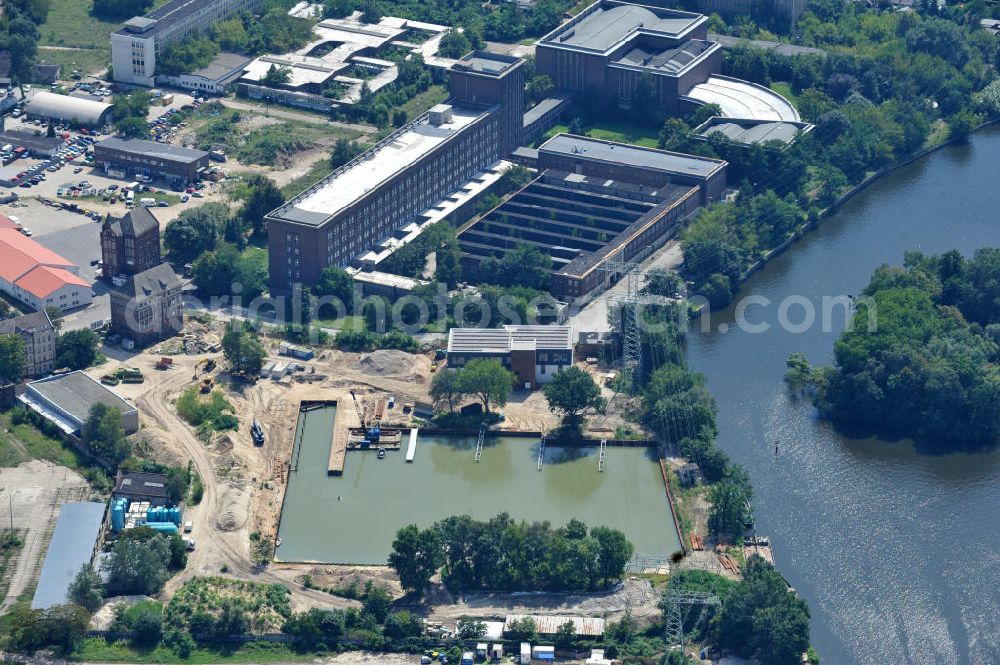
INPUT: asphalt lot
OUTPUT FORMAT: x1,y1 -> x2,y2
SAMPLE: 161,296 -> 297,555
2,198 -> 109,330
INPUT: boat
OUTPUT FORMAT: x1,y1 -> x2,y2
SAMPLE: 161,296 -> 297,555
377,448 -> 386,459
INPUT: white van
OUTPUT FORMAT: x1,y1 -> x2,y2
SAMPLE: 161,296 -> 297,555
126,190 -> 135,206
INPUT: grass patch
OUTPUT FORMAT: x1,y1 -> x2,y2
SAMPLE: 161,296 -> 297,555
280,158 -> 333,199
176,388 -> 238,439
314,315 -> 365,331
770,82 -> 798,108
923,119 -> 950,149
397,84 -> 448,122
543,120 -> 660,148
0,412 -> 81,469
70,638 -> 311,664
0,530 -> 24,599
165,577 -> 292,634
37,47 -> 109,78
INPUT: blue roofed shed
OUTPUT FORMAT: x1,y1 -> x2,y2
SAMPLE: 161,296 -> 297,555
31,502 -> 105,609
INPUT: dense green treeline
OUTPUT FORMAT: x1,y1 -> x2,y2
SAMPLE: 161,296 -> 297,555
388,514 -> 634,594
790,248 -> 1000,446
641,1 -> 1000,302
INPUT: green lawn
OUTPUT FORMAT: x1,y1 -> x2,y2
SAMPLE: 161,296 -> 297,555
37,47 -> 109,78
543,119 -> 661,149
71,638 -> 313,664
0,412 -> 84,470
398,84 -> 448,122
314,315 -> 365,331
770,82 -> 799,108
281,158 -> 333,199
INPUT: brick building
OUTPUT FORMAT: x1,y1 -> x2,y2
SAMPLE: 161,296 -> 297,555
94,137 -> 209,186
0,310 -> 56,378
101,207 -> 162,277
266,51 -> 524,296
108,263 -> 183,348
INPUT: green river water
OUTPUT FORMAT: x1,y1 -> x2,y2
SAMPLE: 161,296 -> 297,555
275,404 -> 681,564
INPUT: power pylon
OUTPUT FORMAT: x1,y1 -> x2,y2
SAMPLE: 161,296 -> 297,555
662,586 -> 720,646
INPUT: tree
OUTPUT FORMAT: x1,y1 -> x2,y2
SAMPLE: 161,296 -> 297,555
128,602 -> 164,646
505,616 -> 537,640
55,329 -> 100,370
191,245 -> 268,301
457,616 -> 487,639
554,620 -> 576,649
430,369 -> 465,413
478,244 -> 552,290
315,265 -> 354,313
526,75 -> 554,104
93,0 -> 154,19
644,269 -> 683,297
360,0 -> 381,23
439,29 -> 472,59
543,366 -> 606,423
458,359 -> 513,414
383,610 -> 423,639
222,321 -> 266,375
708,465 -> 753,542
8,604 -> 89,651
81,403 -> 131,465
362,583 -> 392,622
330,137 -> 363,170
591,526 -> 634,585
0,333 -> 26,381
115,115 -> 149,139
262,63 -> 291,86
237,174 -> 284,237
164,203 -> 225,262
103,533 -> 172,595
168,467 -> 193,503
68,564 -> 104,612
388,524 -> 443,593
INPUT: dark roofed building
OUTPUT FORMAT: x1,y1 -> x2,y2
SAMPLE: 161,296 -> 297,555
109,262 -> 183,348
0,131 -> 64,158
101,207 -> 162,277
94,137 -> 209,186
20,370 -> 139,435
0,310 -> 56,378
114,471 -> 169,504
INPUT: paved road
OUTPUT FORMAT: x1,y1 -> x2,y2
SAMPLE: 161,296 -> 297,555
565,239 -> 684,333
219,98 -> 377,134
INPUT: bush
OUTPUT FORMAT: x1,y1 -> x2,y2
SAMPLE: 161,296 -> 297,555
176,387 -> 239,432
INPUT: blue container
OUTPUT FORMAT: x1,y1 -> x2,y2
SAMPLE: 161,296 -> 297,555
169,506 -> 182,525
111,500 -> 125,532
145,521 -> 178,533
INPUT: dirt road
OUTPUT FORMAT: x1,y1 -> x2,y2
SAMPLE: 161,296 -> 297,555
219,98 -> 377,134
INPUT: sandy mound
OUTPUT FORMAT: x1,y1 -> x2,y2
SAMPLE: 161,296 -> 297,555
216,484 -> 250,531
353,350 -> 417,377
89,595 -> 153,630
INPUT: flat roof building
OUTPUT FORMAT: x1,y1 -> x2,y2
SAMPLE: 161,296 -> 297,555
459,135 -> 726,302
266,51 -> 525,296
693,115 -> 812,145
31,502 -> 105,610
447,325 -> 574,388
24,92 -> 112,128
20,371 -> 139,436
94,137 -> 209,185
114,471 -> 170,503
0,131 -> 64,158
157,51 -> 252,95
112,0 -> 266,87
535,1 -> 797,122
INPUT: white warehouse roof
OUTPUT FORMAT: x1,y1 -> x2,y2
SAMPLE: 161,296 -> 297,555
684,75 -> 799,122
26,91 -> 113,126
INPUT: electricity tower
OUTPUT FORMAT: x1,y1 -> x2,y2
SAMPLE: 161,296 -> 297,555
662,586 -> 721,647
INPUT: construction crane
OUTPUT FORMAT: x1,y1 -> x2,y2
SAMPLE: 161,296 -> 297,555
349,390 -> 381,445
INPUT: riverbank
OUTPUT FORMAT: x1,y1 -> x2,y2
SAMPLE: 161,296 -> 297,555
683,126 -> 1000,664
734,119 -> 999,286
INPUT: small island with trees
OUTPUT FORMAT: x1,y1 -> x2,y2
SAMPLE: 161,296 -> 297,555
787,248 -> 1000,446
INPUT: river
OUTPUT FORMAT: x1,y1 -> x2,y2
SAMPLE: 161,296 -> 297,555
685,127 -> 1000,665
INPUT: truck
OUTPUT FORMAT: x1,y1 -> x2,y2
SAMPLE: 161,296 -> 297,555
155,357 -> 173,370
140,197 -> 156,207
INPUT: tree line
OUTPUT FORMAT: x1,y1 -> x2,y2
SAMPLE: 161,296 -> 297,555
389,514 -> 634,594
789,248 -> 1000,446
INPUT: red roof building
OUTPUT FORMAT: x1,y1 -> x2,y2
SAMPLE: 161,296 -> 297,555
0,228 -> 92,312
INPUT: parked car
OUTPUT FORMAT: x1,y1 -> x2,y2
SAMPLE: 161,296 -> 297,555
73,166 -> 83,173
181,195 -> 189,203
